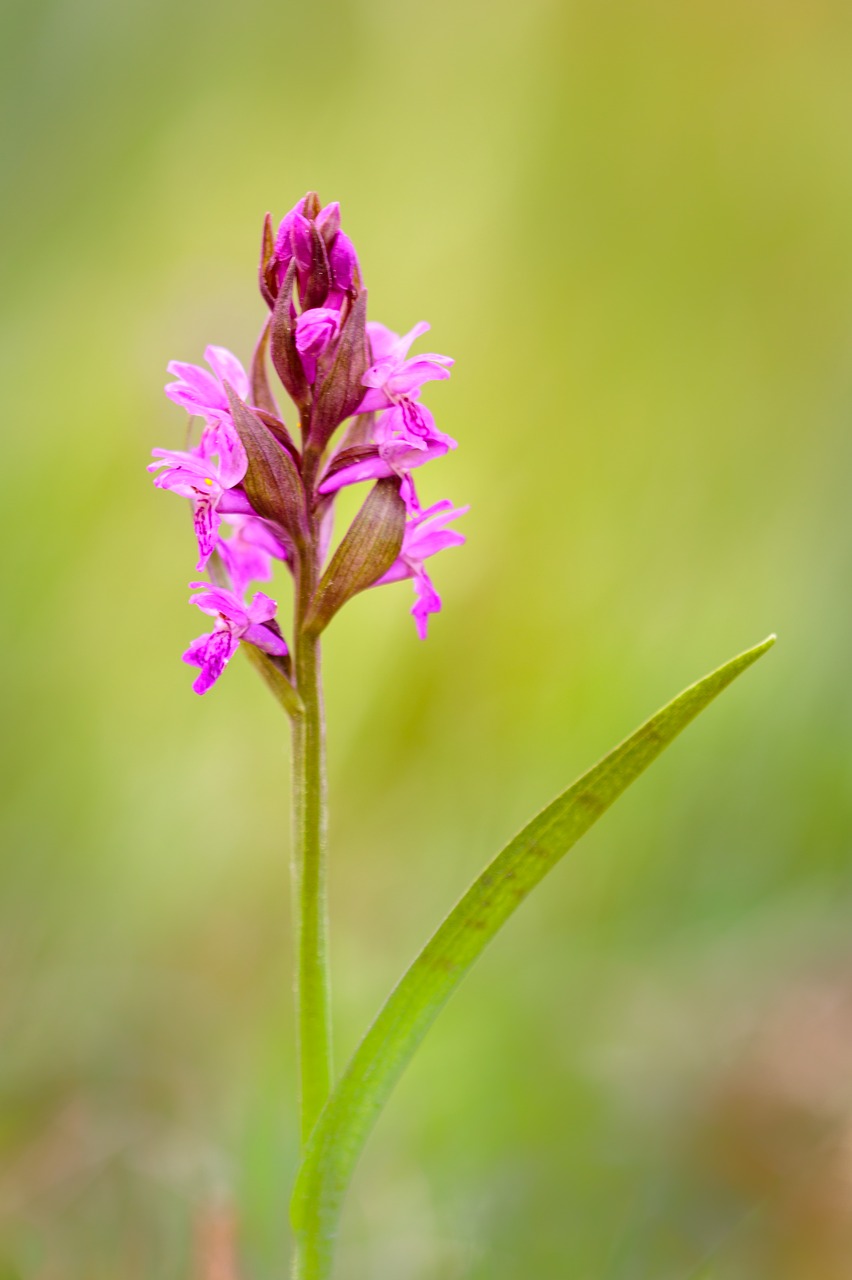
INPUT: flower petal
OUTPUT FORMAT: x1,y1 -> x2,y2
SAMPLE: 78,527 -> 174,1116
204,345 -> 250,401
318,455 -> 394,495
411,567 -> 442,640
182,628 -> 240,694
244,622 -> 289,656
246,590 -> 279,624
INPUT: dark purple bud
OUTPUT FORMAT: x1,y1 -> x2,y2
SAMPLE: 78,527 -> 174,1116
304,476 -> 406,634
259,213 -> 278,309
302,191 -> 322,220
224,383 -> 308,546
250,318 -> 281,418
328,231 -> 360,297
270,259 -> 311,414
309,289 -> 370,452
302,222 -> 332,311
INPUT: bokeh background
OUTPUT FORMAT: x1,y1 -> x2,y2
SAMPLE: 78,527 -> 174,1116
2,0 -> 852,1276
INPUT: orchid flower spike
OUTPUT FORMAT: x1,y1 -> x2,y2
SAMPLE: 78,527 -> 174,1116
183,583 -> 288,695
153,191 -> 468,692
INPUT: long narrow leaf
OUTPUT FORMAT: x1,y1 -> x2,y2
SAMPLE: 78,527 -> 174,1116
291,635 -> 776,1277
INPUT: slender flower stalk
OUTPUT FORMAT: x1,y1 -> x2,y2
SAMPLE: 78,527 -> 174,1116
290,529 -> 333,1148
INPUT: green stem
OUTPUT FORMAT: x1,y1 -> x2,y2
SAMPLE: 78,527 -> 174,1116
291,553 -> 333,1153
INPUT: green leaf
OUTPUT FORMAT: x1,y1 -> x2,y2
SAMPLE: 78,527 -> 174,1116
303,477 -> 406,635
290,635 -> 776,1278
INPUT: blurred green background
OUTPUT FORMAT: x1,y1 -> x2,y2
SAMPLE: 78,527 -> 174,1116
2,0 -> 852,1276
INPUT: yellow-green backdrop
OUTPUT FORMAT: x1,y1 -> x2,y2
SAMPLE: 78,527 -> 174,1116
2,0 -> 851,1276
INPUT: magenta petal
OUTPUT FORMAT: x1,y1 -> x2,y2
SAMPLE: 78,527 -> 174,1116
218,515 -> 286,594
329,230 -> 358,293
182,635 -> 210,666
366,322 -> 400,362
182,628 -> 239,695
188,583 -> 247,621
361,359 -> 396,389
296,308 -> 341,355
387,358 -> 453,397
379,437 -> 451,471
374,556 -> 412,587
381,400 -> 435,445
399,473 -> 419,515
167,361 -> 224,405
292,214 -> 313,278
217,490 -> 255,516
212,422 -> 248,489
392,321 -> 431,360
316,201 -> 341,239
246,591 -> 278,624
204,345 -> 250,401
318,456 -> 394,495
355,387 -> 392,414
244,622 -> 288,656
194,500 -> 221,569
411,568 -> 442,640
274,197 -> 306,262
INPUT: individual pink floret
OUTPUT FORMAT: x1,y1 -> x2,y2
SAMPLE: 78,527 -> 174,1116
318,321 -> 456,513
359,321 -> 453,412
165,346 -> 251,465
375,500 -> 468,639
183,583 -> 288,695
295,307 -> 342,383
217,515 -> 289,596
148,435 -> 248,570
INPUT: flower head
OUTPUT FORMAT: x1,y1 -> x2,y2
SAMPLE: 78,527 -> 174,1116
153,192 -> 467,689
183,583 -> 288,695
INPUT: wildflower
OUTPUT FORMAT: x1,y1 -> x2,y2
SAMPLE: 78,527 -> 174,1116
164,346 -> 250,471
318,321 -> 456,513
375,500 -> 467,639
154,191 -> 467,688
148,437 -> 249,570
183,583 -> 288,695
217,514 -> 290,595
295,307 -> 342,383
361,322 -> 454,408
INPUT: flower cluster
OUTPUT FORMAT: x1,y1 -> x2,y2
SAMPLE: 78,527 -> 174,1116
151,193 -> 466,696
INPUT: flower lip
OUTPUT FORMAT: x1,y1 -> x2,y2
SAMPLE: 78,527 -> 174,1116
183,581 -> 288,694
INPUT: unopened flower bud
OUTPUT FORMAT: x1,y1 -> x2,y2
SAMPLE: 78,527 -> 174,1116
296,307 -> 342,384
